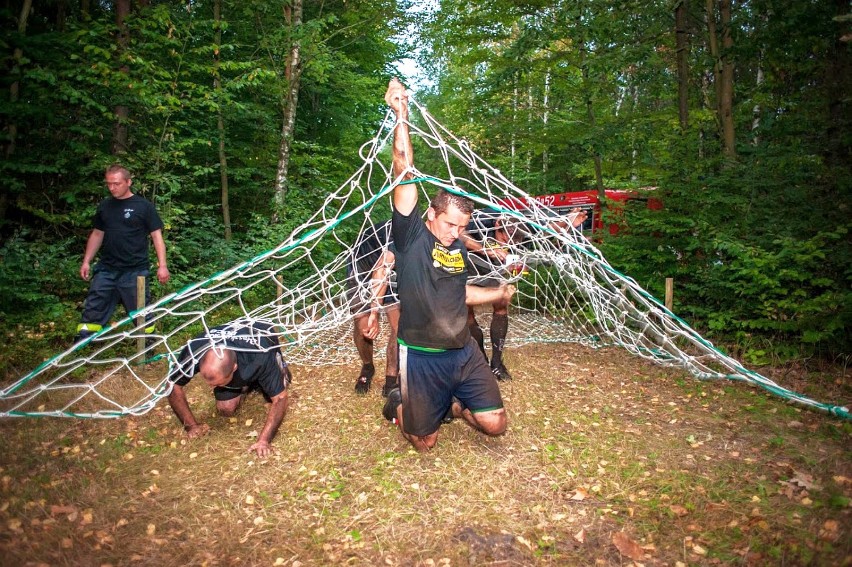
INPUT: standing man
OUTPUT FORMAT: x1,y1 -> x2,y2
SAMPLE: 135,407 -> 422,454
461,211 -> 519,381
166,320 -> 292,458
348,220 -> 400,397
74,164 -> 170,343
382,78 -> 514,451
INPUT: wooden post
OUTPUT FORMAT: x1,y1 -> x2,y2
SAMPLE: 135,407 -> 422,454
275,276 -> 284,305
136,275 -> 146,355
665,277 -> 674,311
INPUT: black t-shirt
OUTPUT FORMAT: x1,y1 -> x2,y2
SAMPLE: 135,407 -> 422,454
392,203 -> 470,349
168,321 -> 288,399
350,220 -> 394,281
93,194 -> 164,271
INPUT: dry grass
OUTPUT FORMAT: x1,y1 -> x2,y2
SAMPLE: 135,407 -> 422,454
0,343 -> 849,566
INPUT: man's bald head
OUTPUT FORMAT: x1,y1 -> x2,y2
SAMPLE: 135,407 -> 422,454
199,348 -> 237,388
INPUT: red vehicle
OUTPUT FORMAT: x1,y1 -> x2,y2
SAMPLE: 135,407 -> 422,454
498,188 -> 662,235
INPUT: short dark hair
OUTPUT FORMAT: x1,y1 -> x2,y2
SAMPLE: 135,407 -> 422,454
431,188 -> 474,216
105,164 -> 131,180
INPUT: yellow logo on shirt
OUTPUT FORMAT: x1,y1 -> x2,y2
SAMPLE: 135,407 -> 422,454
432,244 -> 465,274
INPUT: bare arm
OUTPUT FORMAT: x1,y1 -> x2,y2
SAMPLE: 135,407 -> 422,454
465,283 -> 516,307
167,384 -> 209,439
80,229 -> 104,280
385,79 -> 416,216
363,250 -> 395,340
249,391 -> 289,458
460,232 -> 508,262
150,229 -> 170,284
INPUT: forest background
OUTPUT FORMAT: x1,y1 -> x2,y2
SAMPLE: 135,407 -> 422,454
0,0 -> 849,375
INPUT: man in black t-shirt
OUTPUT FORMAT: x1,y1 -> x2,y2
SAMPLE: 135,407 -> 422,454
74,164 -> 170,344
166,320 -> 292,457
382,79 -> 515,452
346,221 -> 400,397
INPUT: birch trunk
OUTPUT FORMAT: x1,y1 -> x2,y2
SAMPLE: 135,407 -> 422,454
274,0 -> 303,210
214,0 -> 231,240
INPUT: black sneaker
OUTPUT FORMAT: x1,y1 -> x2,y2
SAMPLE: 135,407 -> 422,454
491,364 -> 513,381
354,363 -> 375,395
442,396 -> 462,424
381,375 -> 398,398
442,405 -> 455,424
382,388 -> 401,423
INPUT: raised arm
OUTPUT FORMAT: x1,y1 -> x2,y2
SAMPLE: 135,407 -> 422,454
384,79 -> 416,216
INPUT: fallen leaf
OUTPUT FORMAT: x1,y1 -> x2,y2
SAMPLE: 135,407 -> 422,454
570,487 -> 588,501
61,537 -> 73,549
245,495 -> 255,505
790,471 -> 821,491
50,504 -> 77,516
515,535 -> 533,550
692,544 -> 707,556
669,504 -> 688,517
245,419 -> 253,427
146,523 -> 156,536
612,531 -> 644,560
573,528 -> 586,543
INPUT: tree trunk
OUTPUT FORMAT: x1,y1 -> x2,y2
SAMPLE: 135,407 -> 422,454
5,0 -> 32,162
705,0 -> 722,132
510,75 -> 518,178
111,0 -> 131,155
579,36 -> 604,201
56,0 -> 67,31
718,0 -> 735,157
825,0 -> 850,167
675,0 -> 690,130
542,70 -> 550,191
214,0 -> 231,240
751,52 -> 764,146
274,0 -> 303,210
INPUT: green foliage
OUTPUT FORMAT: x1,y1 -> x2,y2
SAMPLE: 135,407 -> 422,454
1,0 -> 849,366
418,0 -> 851,360
0,232 -> 80,322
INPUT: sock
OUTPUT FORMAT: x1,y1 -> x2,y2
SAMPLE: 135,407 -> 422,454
490,313 -> 508,369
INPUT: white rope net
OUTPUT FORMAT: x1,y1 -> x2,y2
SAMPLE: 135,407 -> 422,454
2,95 -> 848,420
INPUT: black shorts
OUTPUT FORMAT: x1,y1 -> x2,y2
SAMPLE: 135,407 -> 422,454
399,337 -> 503,437
345,265 -> 398,315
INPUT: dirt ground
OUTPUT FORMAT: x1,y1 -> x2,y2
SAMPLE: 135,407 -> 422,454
0,342 -> 849,566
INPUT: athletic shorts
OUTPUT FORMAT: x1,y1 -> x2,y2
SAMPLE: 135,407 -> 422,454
213,384 -> 247,402
399,337 -> 503,437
